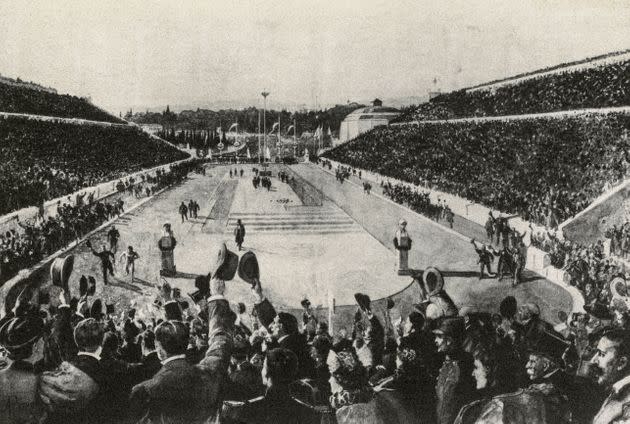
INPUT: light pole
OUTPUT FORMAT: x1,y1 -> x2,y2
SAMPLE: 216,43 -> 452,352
261,91 -> 269,162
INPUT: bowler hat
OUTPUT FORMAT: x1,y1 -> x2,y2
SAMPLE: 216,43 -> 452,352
432,317 -> 465,341
87,276 -> 96,296
354,293 -> 371,312
500,296 -> 518,319
79,275 -> 88,297
0,315 -> 44,353
164,300 -> 183,321
210,243 -> 239,281
90,299 -> 103,320
528,330 -> 570,362
386,298 -> 395,310
238,251 -> 260,285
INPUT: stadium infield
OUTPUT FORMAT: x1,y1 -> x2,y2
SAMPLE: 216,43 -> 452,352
28,163 -> 571,325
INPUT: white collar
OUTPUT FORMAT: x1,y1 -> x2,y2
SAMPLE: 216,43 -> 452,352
612,374 -> 630,395
161,354 -> 186,366
277,334 -> 290,343
207,294 -> 226,302
78,351 -> 101,361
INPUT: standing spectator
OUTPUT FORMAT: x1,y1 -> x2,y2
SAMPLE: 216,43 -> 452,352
106,225 -> 120,254
393,219 -> 412,275
178,201 -> 188,223
234,219 -> 246,251
188,200 -> 195,219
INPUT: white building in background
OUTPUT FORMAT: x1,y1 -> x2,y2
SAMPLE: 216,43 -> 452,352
338,99 -> 400,143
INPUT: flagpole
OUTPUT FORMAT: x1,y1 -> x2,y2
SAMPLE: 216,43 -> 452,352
261,91 -> 269,163
257,110 -> 261,163
294,118 -> 297,157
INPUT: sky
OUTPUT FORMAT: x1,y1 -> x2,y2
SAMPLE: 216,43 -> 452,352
1,0 -> 629,114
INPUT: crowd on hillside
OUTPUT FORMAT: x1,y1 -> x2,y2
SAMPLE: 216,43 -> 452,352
0,82 -> 124,123
325,112 -> 630,226
4,253 -> 630,424
0,161 -> 198,285
0,116 -> 189,215
395,59 -> 630,122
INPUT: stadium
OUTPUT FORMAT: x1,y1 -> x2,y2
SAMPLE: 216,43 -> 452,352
0,2 -> 630,423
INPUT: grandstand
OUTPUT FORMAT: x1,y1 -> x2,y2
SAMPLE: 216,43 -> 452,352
0,114 -> 188,215
0,77 -> 125,123
393,51 -> 630,122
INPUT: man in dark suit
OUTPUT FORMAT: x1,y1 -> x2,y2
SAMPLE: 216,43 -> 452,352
129,320 -> 210,423
130,278 -> 234,423
251,279 -> 315,379
222,348 -> 321,424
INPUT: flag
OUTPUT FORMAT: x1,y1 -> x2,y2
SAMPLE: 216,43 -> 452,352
228,123 -> 238,132
286,125 -> 295,134
265,146 -> 271,160
247,147 -> 251,159
268,122 -> 279,135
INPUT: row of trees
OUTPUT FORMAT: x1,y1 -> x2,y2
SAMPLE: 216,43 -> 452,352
127,104 -> 363,137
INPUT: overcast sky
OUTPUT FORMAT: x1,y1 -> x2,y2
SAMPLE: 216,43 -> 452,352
1,0 -> 629,114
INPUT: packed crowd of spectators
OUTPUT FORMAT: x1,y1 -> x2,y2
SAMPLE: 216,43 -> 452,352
3,257 -> 630,424
0,116 -> 189,215
530,229 -> 625,304
382,182 -> 453,226
325,112 -> 630,226
394,59 -> 630,122
0,161 -> 198,285
0,81 -> 124,123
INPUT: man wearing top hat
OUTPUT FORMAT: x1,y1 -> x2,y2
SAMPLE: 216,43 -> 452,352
394,219 -> 412,275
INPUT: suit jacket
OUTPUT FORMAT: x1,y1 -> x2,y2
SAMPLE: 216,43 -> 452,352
593,375 -> 630,424
130,357 -> 209,423
0,360 -> 46,424
436,351 -> 475,424
456,381 -> 571,424
222,386 -> 321,424
227,361 -> 265,401
130,297 -> 233,423
254,299 -> 315,378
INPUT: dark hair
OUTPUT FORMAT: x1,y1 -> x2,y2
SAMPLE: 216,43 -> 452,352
142,330 -> 156,350
602,329 -> 630,361
155,321 -> 189,355
265,348 -> 298,384
101,332 -> 119,359
277,312 -> 298,335
408,311 -> 425,330
237,302 -> 246,314
74,318 -> 104,350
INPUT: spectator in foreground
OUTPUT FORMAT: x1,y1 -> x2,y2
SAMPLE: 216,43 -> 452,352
222,348 -> 321,424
